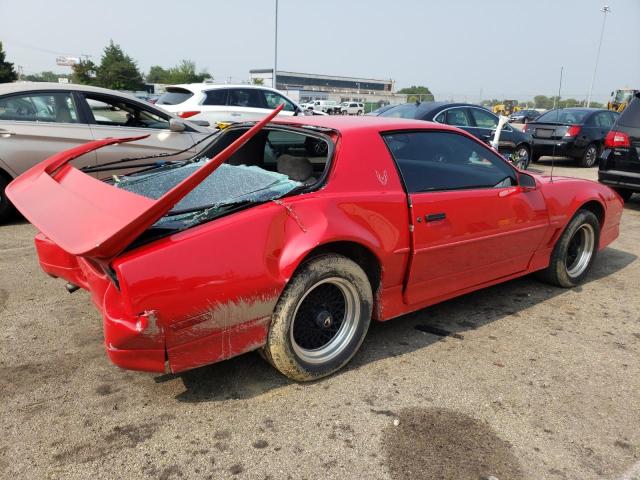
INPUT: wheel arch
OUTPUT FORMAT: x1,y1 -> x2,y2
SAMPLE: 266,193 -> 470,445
290,241 -> 382,298
579,199 -> 605,228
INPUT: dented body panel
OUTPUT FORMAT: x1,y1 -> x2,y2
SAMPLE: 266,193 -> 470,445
14,115 -> 622,373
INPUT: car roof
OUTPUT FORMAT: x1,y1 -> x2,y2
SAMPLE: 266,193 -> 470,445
272,114 -> 463,134
0,81 -> 146,100
167,83 -> 282,94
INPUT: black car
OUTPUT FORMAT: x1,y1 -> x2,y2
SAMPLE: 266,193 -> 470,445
598,92 -> 640,202
509,109 -> 541,124
524,108 -> 619,167
379,102 -> 533,169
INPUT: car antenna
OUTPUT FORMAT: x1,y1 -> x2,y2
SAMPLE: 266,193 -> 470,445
550,66 -> 563,182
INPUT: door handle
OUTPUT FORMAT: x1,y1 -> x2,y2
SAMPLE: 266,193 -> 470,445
425,213 -> 446,222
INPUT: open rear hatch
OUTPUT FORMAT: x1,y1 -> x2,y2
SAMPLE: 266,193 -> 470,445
7,105 -> 283,262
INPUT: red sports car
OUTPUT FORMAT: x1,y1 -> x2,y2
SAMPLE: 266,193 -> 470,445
7,107 -> 623,381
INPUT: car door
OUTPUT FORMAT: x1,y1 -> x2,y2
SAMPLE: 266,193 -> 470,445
79,92 -> 198,178
199,88 -> 231,125
468,107 -> 519,154
382,130 -> 548,306
227,88 -> 270,122
0,90 -> 95,177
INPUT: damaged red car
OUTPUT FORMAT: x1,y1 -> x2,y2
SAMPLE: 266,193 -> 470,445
7,106 -> 623,381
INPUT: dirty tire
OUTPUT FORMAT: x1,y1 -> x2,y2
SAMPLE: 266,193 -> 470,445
263,254 -> 372,381
537,209 -> 600,288
0,176 -> 15,223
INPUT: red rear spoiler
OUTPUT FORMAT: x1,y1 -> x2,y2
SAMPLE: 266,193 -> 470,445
7,104 -> 284,261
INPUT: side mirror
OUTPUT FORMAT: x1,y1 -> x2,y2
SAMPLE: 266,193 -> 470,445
169,118 -> 187,132
518,172 -> 537,190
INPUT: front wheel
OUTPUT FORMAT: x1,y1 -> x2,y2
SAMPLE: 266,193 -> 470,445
263,254 -> 372,381
580,143 -> 600,167
536,209 -> 600,287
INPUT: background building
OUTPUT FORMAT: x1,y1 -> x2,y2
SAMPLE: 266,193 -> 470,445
249,69 -> 406,109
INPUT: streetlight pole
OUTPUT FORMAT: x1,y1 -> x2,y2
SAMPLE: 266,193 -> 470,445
586,4 -> 611,107
273,0 -> 278,89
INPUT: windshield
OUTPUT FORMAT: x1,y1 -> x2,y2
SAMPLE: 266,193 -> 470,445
614,90 -> 634,103
535,109 -> 590,125
157,88 -> 194,106
379,103 -> 419,119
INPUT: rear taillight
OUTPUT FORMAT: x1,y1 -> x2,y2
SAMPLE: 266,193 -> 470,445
605,130 -> 631,148
564,125 -> 581,137
177,111 -> 200,119
522,124 -> 529,133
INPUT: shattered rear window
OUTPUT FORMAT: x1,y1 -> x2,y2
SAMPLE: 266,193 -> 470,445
114,161 -> 301,227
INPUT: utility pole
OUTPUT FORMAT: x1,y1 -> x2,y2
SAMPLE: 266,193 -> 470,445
273,0 -> 279,89
587,4 -> 611,107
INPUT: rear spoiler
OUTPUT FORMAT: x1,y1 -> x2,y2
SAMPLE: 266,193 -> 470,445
7,104 -> 284,261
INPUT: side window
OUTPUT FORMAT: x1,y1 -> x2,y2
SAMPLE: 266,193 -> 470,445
445,108 -> 472,127
227,89 -> 265,108
383,131 -> 516,192
263,91 -> 296,112
0,92 -> 79,123
203,89 -> 228,106
84,95 -> 169,129
470,108 -> 498,129
595,112 -> 613,128
434,112 -> 445,123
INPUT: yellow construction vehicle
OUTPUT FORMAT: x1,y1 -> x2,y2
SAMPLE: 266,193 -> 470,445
492,100 -> 521,116
608,89 -> 639,113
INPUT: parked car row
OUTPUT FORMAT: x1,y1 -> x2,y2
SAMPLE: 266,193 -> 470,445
301,100 -> 365,115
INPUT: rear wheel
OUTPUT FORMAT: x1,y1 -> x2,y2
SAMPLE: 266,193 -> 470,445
0,177 -> 15,224
613,188 -> 633,202
263,254 -> 372,381
579,143 -> 600,167
537,209 -> 600,287
357,110 -> 363,115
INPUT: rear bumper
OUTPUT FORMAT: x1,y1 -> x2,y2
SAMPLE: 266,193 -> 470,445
531,138 -> 583,158
35,233 -> 167,373
598,169 -> 640,192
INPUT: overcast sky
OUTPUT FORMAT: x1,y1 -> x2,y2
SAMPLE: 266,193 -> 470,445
1,0 -> 638,103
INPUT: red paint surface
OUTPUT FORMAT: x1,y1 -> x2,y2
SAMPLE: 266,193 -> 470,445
14,116 -> 622,373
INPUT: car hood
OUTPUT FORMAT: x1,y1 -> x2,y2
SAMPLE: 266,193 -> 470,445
6,105 -> 283,262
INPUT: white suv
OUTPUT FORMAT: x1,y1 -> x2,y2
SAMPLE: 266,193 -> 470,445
156,84 -> 301,124
340,102 -> 365,115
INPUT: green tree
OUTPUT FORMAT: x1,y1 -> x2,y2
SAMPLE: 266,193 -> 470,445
0,41 -> 18,83
252,77 -> 264,85
95,40 -> 144,90
147,65 -> 169,83
71,59 -> 97,85
146,60 -> 210,84
24,71 -> 67,82
398,85 -> 433,103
